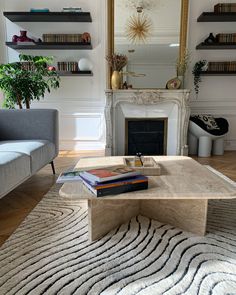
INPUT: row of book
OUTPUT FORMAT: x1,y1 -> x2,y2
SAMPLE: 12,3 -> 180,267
214,3 -> 236,12
57,166 -> 148,197
43,34 -> 82,43
57,62 -> 78,72
216,33 -> 236,43
21,62 -> 36,71
207,61 -> 236,72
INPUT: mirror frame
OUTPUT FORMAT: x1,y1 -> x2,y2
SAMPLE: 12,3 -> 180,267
107,0 -> 189,89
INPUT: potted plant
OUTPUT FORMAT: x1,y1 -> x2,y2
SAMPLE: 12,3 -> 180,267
0,54 -> 60,109
106,53 -> 128,89
192,60 -> 207,96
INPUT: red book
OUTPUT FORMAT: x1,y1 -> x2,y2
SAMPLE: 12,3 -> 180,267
80,166 -> 140,184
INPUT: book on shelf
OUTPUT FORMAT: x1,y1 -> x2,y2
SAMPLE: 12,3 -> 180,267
214,3 -> 236,13
43,34 -> 83,43
216,33 -> 236,43
81,175 -> 148,197
79,166 -> 141,185
57,61 -> 78,72
56,170 -> 82,183
207,61 -> 236,72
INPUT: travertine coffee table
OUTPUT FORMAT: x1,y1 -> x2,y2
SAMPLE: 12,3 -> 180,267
60,156 -> 236,241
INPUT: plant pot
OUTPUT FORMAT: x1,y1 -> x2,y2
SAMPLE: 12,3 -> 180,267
111,71 -> 121,90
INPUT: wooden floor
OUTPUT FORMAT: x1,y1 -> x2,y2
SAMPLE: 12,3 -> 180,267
0,150 -> 235,246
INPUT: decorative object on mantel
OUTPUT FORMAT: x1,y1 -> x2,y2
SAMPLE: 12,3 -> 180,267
0,54 -> 60,109
12,30 -> 35,43
166,77 -> 181,90
192,60 -> 207,96
106,53 -> 128,89
124,156 -> 161,176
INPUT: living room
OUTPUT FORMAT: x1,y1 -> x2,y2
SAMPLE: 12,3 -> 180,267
0,0 -> 236,294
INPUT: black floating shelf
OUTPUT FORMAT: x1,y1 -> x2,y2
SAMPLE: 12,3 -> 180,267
6,42 -> 92,50
3,11 -> 92,22
196,42 -> 236,49
197,12 -> 236,22
200,71 -> 236,76
58,71 -> 93,76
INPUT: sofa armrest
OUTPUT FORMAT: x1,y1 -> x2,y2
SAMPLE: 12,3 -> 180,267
0,109 -> 59,155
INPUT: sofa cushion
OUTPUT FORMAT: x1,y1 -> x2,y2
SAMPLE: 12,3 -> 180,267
0,140 -> 56,174
0,151 -> 31,198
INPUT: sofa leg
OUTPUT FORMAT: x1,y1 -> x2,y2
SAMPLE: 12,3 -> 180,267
50,161 -> 56,175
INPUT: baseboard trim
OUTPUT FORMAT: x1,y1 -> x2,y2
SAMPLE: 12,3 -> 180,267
60,141 -> 105,151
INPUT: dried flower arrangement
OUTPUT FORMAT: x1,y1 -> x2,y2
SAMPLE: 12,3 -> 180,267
176,50 -> 191,77
106,53 -> 128,71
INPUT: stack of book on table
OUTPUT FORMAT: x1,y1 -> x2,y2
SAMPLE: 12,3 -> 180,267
80,166 -> 148,197
57,166 -> 148,197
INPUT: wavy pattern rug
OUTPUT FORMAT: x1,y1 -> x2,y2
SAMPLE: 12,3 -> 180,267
0,170 -> 236,295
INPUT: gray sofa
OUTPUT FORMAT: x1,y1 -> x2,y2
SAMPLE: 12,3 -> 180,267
0,109 -> 59,199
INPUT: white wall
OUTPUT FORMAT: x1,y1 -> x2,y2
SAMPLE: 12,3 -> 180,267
1,0 -> 236,151
2,0 -> 107,150
186,0 -> 236,150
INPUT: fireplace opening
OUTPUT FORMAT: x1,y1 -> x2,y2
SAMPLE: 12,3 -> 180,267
125,118 -> 168,155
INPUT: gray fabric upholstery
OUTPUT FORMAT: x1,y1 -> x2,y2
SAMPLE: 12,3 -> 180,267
0,140 -> 56,174
0,151 -> 31,198
0,109 -> 59,199
0,109 -> 59,155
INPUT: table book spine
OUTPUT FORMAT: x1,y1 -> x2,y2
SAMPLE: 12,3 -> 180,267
82,179 -> 148,197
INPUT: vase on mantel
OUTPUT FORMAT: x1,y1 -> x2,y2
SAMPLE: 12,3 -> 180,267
111,70 -> 121,90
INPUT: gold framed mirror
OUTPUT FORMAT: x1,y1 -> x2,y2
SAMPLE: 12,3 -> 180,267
107,0 -> 189,89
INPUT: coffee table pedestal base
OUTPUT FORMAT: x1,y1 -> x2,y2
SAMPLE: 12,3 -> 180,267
88,199 -> 208,241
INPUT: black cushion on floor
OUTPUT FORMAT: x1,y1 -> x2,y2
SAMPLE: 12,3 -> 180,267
190,116 -> 229,136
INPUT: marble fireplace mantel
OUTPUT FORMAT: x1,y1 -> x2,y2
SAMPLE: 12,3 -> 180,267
105,89 -> 191,156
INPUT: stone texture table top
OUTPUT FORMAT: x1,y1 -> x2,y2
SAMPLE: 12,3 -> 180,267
59,156 -> 236,200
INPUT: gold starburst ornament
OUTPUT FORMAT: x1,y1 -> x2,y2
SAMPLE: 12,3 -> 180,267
125,13 -> 152,44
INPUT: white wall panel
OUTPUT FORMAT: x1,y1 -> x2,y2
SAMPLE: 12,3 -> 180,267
186,0 -> 236,150
3,0 -> 107,150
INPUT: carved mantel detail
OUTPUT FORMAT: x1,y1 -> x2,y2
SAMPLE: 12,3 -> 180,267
105,89 -> 191,156
131,91 -> 161,105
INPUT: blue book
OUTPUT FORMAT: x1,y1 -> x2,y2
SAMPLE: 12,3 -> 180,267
81,175 -> 148,197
